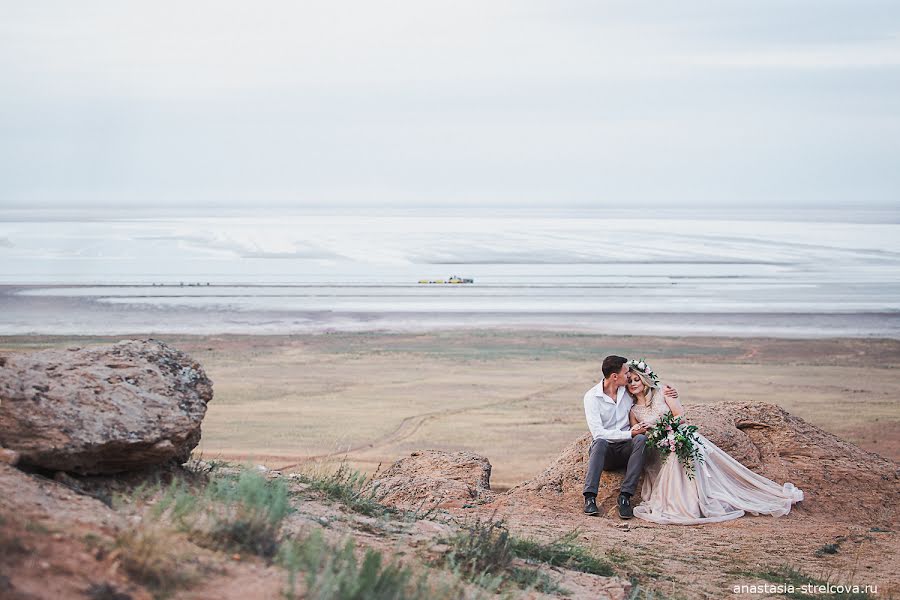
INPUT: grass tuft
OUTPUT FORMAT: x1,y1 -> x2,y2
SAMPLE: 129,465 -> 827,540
296,461 -> 392,518
444,515 -> 514,582
508,566 -> 568,595
439,515 -> 588,595
205,468 -> 291,558
511,529 -> 614,576
278,528 -> 465,599
145,467 -> 292,558
626,580 -> 677,599
150,479 -> 199,527
815,542 -> 840,556
114,526 -> 199,600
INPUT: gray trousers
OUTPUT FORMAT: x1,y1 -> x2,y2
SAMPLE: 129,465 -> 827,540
583,434 -> 647,497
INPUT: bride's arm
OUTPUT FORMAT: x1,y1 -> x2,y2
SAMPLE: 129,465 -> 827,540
661,385 -> 685,417
629,408 -> 639,427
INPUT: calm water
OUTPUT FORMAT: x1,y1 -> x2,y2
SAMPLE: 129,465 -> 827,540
2,208 -> 899,337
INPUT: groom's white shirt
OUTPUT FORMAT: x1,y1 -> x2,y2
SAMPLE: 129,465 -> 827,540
583,382 -> 634,442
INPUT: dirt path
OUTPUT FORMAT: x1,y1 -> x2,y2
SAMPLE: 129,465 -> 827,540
271,382 -> 574,470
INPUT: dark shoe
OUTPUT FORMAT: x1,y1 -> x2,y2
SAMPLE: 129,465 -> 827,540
617,493 -> 633,519
583,495 -> 599,516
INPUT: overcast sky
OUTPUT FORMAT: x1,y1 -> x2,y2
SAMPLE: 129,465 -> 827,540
1,1 -> 898,210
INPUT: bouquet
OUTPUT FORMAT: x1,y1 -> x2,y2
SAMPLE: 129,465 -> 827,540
644,412 -> 705,479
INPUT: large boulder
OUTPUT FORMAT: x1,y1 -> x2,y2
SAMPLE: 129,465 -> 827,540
369,450 -> 495,510
506,402 -> 899,524
0,339 -> 212,474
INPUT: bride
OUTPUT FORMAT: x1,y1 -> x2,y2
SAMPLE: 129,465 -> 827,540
626,359 -> 804,525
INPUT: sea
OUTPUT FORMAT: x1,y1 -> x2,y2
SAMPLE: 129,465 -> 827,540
1,206 -> 899,338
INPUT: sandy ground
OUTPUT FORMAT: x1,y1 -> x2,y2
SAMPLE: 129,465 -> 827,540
2,330 -> 899,598
2,331 -> 898,491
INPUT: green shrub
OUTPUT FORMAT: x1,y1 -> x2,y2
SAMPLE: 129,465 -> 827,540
298,462 -> 391,518
511,529 -> 613,576
508,566 -> 567,595
278,529 -> 459,600
444,516 -> 514,582
150,479 -> 199,527
205,468 -> 291,557
145,467 -> 291,559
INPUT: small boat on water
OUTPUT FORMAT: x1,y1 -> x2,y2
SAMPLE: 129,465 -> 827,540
418,275 -> 474,284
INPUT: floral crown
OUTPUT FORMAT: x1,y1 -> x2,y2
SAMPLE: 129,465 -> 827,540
628,358 -> 660,384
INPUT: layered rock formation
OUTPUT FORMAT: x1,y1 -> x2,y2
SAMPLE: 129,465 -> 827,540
0,339 -> 212,474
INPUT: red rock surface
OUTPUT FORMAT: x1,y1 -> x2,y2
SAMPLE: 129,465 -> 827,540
370,449 -> 495,509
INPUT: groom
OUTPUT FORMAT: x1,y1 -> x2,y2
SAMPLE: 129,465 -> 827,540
582,355 -> 678,518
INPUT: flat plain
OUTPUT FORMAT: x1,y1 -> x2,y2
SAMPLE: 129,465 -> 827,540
3,330 -> 897,490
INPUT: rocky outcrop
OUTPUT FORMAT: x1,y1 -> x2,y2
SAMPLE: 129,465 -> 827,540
505,402 -> 900,524
0,339 -> 213,474
0,463 -> 124,531
369,450 -> 495,510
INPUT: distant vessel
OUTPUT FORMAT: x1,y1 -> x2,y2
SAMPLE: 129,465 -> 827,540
418,275 -> 474,284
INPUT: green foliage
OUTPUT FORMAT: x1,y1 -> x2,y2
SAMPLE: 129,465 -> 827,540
278,529 -> 462,600
298,462 -> 392,518
440,516 -> 578,595
511,529 -> 614,576
644,412 -> 704,479
204,468 -> 292,557
150,479 -> 199,527
113,466 -> 293,597
507,566 -> 568,595
107,464 -> 486,599
294,460 -> 441,523
147,467 -> 292,558
444,516 -> 514,581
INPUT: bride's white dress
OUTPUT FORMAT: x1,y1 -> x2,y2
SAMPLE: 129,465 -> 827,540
631,393 -> 804,525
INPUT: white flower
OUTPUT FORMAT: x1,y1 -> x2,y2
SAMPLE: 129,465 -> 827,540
638,361 -> 646,370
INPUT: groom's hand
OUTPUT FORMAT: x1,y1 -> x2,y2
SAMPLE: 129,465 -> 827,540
630,423 -> 649,436
663,385 -> 679,399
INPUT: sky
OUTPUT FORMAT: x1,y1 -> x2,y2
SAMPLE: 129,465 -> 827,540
1,1 -> 898,211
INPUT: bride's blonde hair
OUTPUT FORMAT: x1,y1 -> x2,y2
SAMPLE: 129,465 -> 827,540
629,365 -> 661,404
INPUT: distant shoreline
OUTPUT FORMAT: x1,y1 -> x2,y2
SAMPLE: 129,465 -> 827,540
4,284 -> 900,339
3,313 -> 900,339
4,330 -> 900,355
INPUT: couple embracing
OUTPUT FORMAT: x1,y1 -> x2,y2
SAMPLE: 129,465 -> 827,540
582,355 -> 804,525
